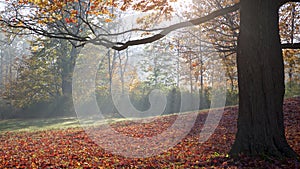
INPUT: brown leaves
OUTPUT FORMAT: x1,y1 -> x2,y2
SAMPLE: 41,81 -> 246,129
0,97 -> 299,168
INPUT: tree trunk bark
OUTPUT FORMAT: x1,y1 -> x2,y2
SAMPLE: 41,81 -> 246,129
229,0 -> 298,158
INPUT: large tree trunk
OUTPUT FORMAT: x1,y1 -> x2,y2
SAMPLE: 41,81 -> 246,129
229,0 -> 298,158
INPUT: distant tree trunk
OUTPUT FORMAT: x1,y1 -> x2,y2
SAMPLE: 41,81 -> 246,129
61,45 -> 77,97
61,67 -> 72,97
118,49 -> 129,94
188,50 -> 193,92
288,3 -> 295,89
107,49 -> 117,95
0,50 -> 2,88
230,0 -> 298,158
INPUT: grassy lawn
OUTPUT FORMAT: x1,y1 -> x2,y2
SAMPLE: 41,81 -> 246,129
0,117 -> 129,132
0,108 -> 214,132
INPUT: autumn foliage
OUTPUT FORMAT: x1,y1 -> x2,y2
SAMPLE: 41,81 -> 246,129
0,97 -> 299,168
1,0 -> 175,26
0,0 -> 299,165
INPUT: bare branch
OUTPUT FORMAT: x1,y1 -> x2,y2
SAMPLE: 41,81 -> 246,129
110,3 -> 240,51
282,43 -> 300,49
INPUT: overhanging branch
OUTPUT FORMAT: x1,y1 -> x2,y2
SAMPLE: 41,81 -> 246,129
110,3 -> 240,51
282,43 -> 300,49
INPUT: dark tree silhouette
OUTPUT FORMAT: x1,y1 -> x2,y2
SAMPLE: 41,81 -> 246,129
229,0 -> 299,158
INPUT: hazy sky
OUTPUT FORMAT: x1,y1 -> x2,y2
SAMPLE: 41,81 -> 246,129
0,0 -> 5,11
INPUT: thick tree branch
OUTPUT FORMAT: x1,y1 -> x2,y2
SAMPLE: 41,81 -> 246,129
110,3 -> 240,51
281,43 -> 300,49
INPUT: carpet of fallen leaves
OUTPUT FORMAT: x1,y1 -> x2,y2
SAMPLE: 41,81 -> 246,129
0,97 -> 299,168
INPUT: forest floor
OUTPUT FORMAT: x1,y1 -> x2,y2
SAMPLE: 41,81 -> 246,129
0,97 -> 299,168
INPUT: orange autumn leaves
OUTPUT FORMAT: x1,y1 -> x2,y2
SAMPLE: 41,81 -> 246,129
0,97 -> 299,168
64,9 -> 78,23
12,0 -> 175,25
13,0 -> 117,25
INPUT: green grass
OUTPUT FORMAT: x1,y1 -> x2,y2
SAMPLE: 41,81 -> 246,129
0,117 -> 79,132
0,106 -> 228,133
0,117 -> 128,132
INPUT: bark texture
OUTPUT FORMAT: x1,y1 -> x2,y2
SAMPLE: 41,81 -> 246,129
229,0 -> 298,158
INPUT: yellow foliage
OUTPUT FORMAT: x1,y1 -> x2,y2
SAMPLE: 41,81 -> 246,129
129,79 -> 140,92
37,20 -> 44,24
10,0 -> 173,28
104,18 -> 112,23
31,46 -> 39,52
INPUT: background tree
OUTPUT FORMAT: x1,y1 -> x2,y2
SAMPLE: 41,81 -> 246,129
139,42 -> 177,88
279,2 -> 300,97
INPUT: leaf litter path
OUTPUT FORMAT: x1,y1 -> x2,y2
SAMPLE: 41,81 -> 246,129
0,97 -> 299,168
